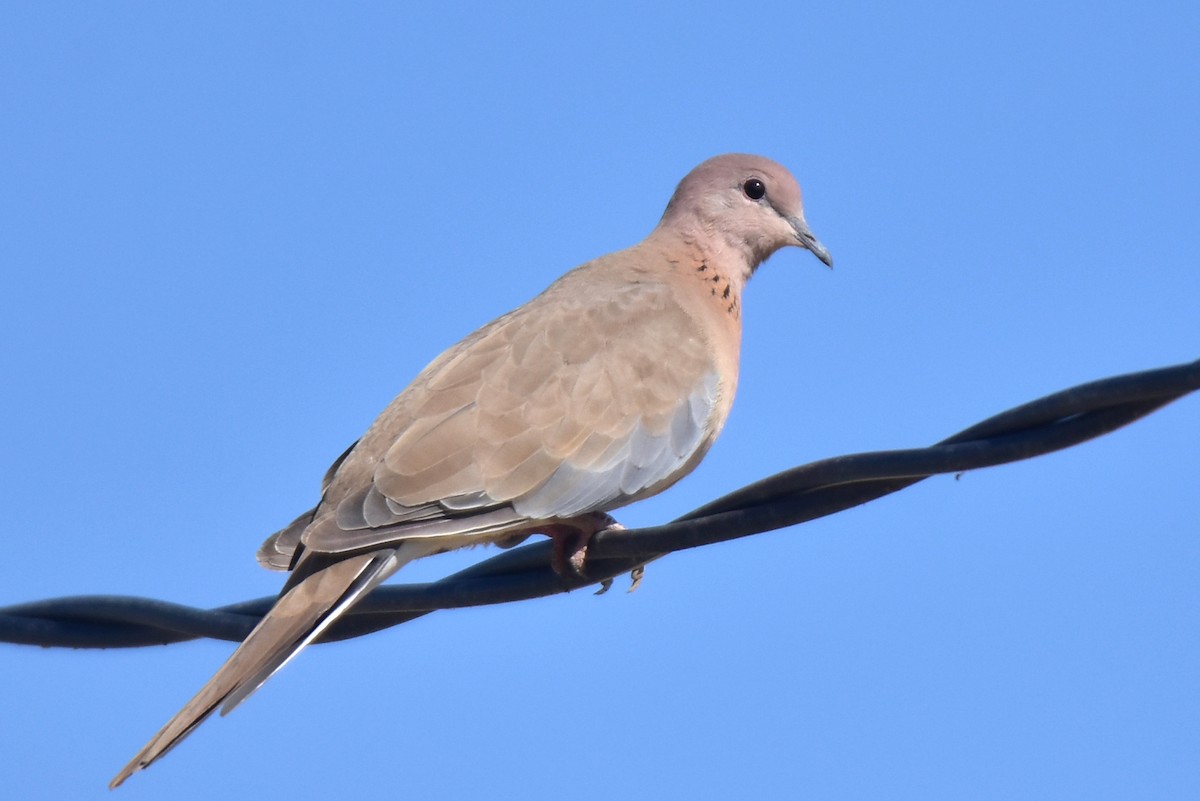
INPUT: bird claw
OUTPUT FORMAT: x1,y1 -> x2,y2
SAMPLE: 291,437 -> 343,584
628,565 -> 645,593
595,564 -> 645,595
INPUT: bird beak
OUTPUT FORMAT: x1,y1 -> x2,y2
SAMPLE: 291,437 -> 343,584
788,216 -> 833,268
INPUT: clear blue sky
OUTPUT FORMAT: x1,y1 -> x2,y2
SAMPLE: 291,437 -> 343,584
2,3 -> 1197,799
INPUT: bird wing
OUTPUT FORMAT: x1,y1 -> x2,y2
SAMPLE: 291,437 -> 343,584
283,273 -> 726,557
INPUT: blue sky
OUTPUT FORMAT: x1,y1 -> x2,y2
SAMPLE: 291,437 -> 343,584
2,3 -> 1197,799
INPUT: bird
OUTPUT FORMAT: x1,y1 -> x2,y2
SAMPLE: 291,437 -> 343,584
110,153 -> 832,787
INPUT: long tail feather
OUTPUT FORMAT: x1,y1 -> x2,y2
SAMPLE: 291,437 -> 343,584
109,546 -> 415,788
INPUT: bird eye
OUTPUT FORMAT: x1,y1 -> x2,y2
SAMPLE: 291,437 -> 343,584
742,178 -> 766,201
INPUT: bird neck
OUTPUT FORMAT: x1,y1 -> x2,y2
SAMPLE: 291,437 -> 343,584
639,228 -> 751,326
649,223 -> 755,283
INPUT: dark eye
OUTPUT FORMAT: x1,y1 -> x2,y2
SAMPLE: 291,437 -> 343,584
743,178 -> 766,201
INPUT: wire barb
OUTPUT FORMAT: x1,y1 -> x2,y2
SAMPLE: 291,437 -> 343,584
3,358 -> 1197,650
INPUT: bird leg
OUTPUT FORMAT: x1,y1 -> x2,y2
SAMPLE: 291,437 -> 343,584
543,512 -> 623,586
494,532 -> 532,549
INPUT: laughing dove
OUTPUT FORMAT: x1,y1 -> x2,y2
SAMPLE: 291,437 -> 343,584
111,153 -> 832,787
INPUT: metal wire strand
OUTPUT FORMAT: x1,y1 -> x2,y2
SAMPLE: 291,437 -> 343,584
3,358 -> 1196,650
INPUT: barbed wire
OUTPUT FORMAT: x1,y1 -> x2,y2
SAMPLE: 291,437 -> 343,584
3,357 -> 1197,651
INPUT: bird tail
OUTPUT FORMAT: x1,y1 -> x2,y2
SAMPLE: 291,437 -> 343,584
109,545 -> 418,789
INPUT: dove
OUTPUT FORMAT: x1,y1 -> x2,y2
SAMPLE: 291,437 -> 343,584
110,153 -> 832,787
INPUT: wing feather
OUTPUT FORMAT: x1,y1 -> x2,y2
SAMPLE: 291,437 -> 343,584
287,276 -> 727,556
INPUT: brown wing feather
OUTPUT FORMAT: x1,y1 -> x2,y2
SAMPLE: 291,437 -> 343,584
293,267 -> 724,556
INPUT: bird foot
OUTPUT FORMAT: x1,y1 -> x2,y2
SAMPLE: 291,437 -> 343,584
545,512 -> 623,588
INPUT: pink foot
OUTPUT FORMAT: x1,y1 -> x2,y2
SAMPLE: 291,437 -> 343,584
543,512 -> 623,586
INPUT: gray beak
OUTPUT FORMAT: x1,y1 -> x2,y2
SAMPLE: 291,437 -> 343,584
788,216 -> 833,268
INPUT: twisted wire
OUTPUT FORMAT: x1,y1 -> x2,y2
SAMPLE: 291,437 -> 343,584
3,358 -> 1196,649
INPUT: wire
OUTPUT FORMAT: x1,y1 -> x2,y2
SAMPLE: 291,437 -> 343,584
3,358 -> 1196,650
